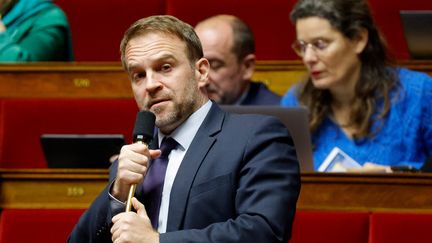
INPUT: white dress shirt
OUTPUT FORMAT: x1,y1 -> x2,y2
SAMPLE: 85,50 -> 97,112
156,100 -> 212,233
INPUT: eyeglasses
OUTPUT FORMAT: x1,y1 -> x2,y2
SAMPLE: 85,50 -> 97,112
291,39 -> 330,57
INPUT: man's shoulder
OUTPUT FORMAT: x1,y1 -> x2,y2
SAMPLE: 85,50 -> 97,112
222,110 -> 287,135
242,81 -> 281,105
207,103 -> 288,137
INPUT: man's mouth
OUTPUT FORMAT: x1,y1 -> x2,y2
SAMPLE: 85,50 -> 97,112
148,98 -> 169,109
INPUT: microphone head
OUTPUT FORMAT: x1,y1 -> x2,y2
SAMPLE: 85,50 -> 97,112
133,111 -> 156,144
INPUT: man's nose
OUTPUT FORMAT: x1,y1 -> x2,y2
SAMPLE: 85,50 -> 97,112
145,72 -> 162,92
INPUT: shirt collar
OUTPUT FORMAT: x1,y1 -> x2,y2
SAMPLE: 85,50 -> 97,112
157,100 -> 212,151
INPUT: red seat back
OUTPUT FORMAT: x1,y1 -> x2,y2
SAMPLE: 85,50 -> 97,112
0,209 -> 84,243
0,99 -> 138,168
166,0 -> 297,60
369,212 -> 432,243
54,0 -> 166,61
290,211 -> 370,243
368,0 -> 432,59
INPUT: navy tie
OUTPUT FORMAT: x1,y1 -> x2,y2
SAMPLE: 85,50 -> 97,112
142,137 -> 178,229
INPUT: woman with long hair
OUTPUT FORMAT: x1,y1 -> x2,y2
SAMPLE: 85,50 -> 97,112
282,0 -> 432,171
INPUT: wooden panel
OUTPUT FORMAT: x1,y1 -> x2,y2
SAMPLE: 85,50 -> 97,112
253,61 -> 307,95
0,62 -> 131,98
0,169 -> 107,209
299,173 -> 432,213
1,169 -> 432,212
397,60 -> 432,75
254,60 -> 432,95
0,61 -> 431,98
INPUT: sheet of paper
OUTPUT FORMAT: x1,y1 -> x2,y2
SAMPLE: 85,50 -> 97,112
318,147 -> 361,172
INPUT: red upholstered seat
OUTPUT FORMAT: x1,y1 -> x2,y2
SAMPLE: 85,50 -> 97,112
0,209 -> 84,243
369,212 -> 432,243
0,99 -> 138,168
166,0 -> 297,60
290,211 -> 370,243
368,0 -> 432,59
54,0 -> 166,61
52,0 -> 432,61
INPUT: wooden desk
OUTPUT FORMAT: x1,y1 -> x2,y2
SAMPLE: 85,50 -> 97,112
1,169 -> 432,212
0,169 -> 108,209
1,60 -> 430,98
0,62 -> 133,99
299,172 -> 432,213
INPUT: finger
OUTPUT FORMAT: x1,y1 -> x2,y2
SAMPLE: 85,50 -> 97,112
112,212 -> 124,224
117,149 -> 161,182
118,144 -> 151,166
132,197 -> 147,217
117,145 -> 153,184
111,216 -> 120,239
363,162 -> 375,167
127,143 -> 151,154
149,149 -> 162,159
117,160 -> 148,184
111,212 -> 135,239
111,224 -> 120,243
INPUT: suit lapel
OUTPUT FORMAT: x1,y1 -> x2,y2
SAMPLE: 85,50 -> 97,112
166,104 -> 225,231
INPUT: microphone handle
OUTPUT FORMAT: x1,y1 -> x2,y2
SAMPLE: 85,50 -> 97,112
125,185 -> 137,212
125,140 -> 145,212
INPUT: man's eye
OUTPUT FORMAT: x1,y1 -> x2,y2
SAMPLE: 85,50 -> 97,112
209,61 -> 223,70
161,64 -> 172,72
133,72 -> 146,82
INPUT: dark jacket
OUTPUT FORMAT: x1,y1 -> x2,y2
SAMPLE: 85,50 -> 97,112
69,104 -> 300,243
240,81 -> 281,105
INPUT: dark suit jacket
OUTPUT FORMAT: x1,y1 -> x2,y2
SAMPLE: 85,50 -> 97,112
69,103 -> 300,243
240,81 -> 281,105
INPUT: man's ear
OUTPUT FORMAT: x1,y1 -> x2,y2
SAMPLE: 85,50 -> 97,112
195,58 -> 210,89
354,28 -> 369,54
240,53 -> 256,80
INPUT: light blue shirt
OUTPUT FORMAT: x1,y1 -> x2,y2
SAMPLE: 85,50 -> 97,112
109,101 -> 212,231
281,68 -> 432,170
156,100 -> 212,232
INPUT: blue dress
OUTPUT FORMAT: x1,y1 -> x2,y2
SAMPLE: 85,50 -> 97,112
281,68 -> 432,170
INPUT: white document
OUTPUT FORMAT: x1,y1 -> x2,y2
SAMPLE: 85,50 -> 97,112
318,147 -> 362,172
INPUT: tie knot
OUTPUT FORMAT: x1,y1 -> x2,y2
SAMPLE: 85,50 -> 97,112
159,137 -> 178,158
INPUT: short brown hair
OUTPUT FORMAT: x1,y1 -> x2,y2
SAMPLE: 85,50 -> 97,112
120,15 -> 203,69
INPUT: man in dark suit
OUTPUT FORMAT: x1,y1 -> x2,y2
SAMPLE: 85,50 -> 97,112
69,15 -> 300,243
195,14 -> 281,105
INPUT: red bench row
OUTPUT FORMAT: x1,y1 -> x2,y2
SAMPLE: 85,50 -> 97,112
0,98 -> 138,168
292,211 -> 431,243
53,0 -> 432,61
1,210 -> 430,243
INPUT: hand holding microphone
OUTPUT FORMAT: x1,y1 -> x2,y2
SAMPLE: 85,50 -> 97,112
125,110 -> 155,212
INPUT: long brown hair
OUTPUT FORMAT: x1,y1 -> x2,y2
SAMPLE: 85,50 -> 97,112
291,0 -> 399,139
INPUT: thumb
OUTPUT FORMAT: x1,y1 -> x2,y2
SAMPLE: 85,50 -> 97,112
132,197 -> 147,218
149,149 -> 162,160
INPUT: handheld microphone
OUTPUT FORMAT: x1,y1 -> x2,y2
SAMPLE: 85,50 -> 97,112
126,110 -> 156,212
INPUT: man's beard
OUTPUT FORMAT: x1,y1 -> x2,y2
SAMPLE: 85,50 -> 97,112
153,78 -> 199,131
206,84 -> 225,104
